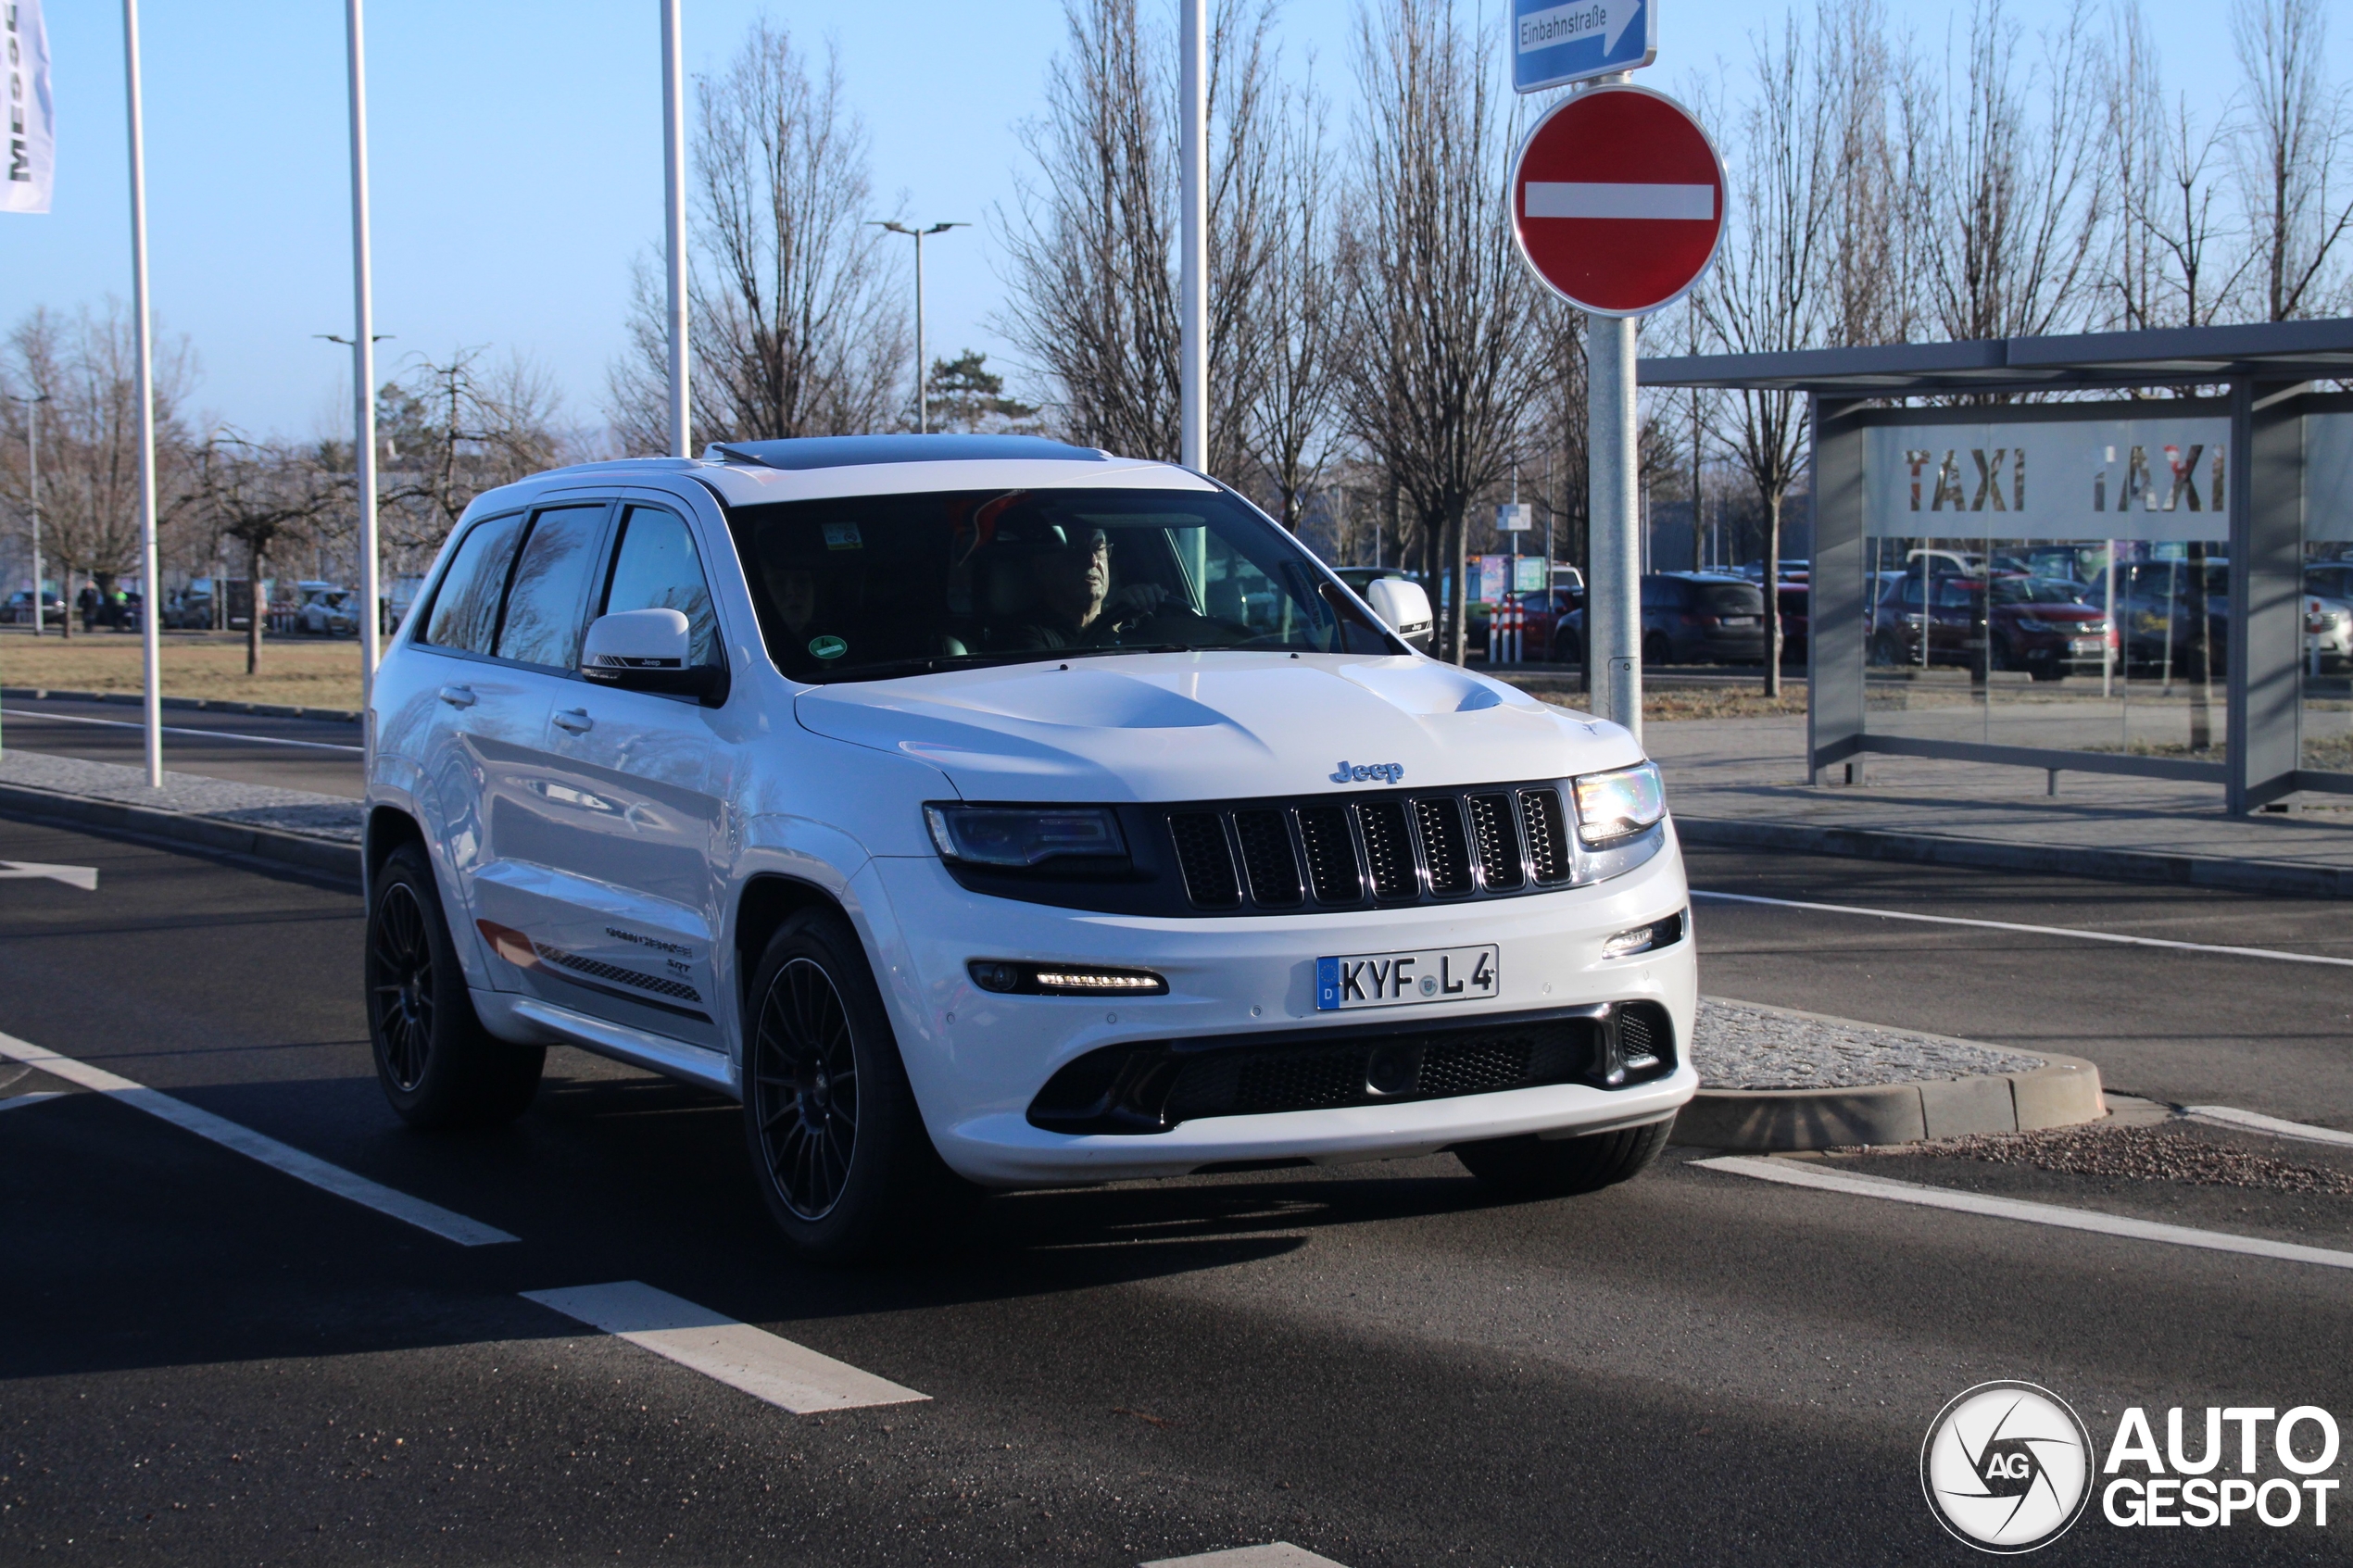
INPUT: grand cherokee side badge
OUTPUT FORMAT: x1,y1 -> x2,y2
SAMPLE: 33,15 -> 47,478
1331,760 -> 1405,784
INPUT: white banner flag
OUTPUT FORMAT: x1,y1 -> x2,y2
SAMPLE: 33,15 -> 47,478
3,0 -> 53,215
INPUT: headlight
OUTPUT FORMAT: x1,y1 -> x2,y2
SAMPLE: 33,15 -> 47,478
1570,760 -> 1667,844
925,803 -> 1127,868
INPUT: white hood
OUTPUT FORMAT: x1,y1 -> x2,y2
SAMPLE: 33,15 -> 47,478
793,652 -> 1644,802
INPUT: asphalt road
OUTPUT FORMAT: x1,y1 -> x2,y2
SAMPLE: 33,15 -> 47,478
5,820 -> 2352,1564
0,696 -> 364,797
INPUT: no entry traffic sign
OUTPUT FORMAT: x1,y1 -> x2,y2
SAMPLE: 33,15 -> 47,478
1509,83 -> 1727,317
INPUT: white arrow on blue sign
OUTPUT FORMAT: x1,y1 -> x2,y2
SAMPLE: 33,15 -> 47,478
1512,0 -> 1656,94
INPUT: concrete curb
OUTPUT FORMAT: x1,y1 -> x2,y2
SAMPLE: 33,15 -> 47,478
1676,812 -> 2353,900
1676,1052 -> 2106,1151
2,686 -> 363,725
0,778 -> 363,882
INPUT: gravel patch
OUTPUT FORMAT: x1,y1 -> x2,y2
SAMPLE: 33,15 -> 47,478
0,749 -> 362,843
1693,998 -> 2045,1089
1875,1123 -> 2353,1196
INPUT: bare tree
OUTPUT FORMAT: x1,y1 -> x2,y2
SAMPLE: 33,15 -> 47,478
0,302 -> 195,637
377,348 -> 570,564
2231,0 -> 2353,320
1910,0 -> 2106,344
609,21 -> 909,451
1821,0 -> 1920,346
190,433 -> 339,674
997,0 -> 1279,474
1698,15 -> 1835,696
2103,6 -> 2246,335
1340,0 -> 1544,665
1243,71 -> 1346,529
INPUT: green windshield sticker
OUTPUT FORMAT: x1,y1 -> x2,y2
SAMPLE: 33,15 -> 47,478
822,521 -> 863,550
809,634 -> 849,660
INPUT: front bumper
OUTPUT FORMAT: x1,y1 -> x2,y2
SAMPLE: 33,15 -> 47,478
862,826 -> 1699,1186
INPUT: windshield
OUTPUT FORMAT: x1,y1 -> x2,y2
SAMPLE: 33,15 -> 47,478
724,485 -> 1394,682
1986,577 -> 2092,606
1696,582 -> 1764,616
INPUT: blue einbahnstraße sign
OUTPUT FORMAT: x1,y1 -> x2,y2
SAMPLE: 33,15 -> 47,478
1512,0 -> 1656,94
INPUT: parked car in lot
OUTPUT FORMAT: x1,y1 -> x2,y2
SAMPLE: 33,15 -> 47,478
2308,593 -> 2353,671
2112,558 -> 2229,677
1557,572 -> 1769,667
5,587 -> 65,624
1870,573 -> 2114,679
294,582 -> 360,636
362,435 -> 1697,1259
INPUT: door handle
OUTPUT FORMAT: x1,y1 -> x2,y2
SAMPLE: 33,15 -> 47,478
552,708 -> 594,734
437,684 -> 477,709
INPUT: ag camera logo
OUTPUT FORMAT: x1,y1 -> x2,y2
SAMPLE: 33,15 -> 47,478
1921,1382 -> 2095,1553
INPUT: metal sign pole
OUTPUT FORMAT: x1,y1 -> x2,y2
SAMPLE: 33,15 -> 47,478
123,0 -> 162,788
661,0 -> 690,458
1177,0 -> 1207,470
346,0 -> 381,701
1588,312 -> 1642,742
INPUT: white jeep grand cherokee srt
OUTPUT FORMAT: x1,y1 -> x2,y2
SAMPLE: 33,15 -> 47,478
361,434 -> 1697,1259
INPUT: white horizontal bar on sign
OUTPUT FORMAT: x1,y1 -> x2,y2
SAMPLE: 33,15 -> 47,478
0,1029 -> 517,1247
1524,182 -> 1715,220
522,1281 -> 929,1414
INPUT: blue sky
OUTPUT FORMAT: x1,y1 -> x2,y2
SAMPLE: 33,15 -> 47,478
5,0 -> 2340,439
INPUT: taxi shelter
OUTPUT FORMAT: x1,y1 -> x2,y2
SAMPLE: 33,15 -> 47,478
1641,319 -> 2353,815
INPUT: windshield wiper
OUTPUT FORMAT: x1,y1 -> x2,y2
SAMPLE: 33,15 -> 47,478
810,643 -> 1200,684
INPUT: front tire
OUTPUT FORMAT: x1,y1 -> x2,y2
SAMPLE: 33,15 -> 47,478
1456,1116 -> 1674,1198
742,909 -> 974,1262
366,843 -> 544,1128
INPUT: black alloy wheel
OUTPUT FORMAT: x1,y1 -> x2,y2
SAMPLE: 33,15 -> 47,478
370,882 -> 435,1093
750,958 -> 862,1221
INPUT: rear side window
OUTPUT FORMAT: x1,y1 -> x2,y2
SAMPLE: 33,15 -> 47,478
421,512 -> 526,654
602,505 -> 720,667
495,505 -> 610,669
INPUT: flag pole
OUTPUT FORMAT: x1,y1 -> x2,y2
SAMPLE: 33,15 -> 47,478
123,0 -> 162,787
661,0 -> 690,458
346,0 -> 381,702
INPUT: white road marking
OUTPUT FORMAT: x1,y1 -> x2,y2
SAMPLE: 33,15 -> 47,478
0,1030 -> 515,1247
1524,182 -> 1715,220
2185,1104 -> 2353,1148
522,1281 -> 928,1414
0,860 -> 97,891
1691,888 -> 2353,968
1696,1155 -> 2353,1272
1,707 -> 363,753
1143,1547 -> 1351,1568
0,1091 -> 65,1112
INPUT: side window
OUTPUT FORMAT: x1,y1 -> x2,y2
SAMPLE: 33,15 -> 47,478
601,505 -> 720,667
421,512 -> 526,654
495,505 -> 609,670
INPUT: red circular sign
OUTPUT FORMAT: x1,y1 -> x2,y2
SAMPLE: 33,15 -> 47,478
1509,83 -> 1728,317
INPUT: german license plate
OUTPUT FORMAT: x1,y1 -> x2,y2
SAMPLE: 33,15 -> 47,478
1316,945 -> 1498,1010
1718,616 -> 1756,626
2070,637 -> 2105,652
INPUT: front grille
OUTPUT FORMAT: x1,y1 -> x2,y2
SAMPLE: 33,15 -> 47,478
1169,812 -> 1240,908
1160,781 -> 1586,914
1030,1005 -> 1667,1134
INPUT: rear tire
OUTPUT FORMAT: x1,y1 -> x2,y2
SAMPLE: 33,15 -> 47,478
366,842 -> 544,1129
1456,1116 -> 1674,1198
1642,631 -> 1671,666
741,909 -> 975,1262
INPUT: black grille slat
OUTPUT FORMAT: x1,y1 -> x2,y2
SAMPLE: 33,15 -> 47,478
1169,813 -> 1240,908
1357,801 -> 1418,900
1415,797 -> 1473,896
1232,809 -> 1303,906
1468,793 -> 1523,890
1297,807 -> 1365,903
1519,788 -> 1572,884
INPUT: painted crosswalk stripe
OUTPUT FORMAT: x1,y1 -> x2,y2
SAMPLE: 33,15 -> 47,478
522,1281 -> 928,1414
0,1030 -> 516,1247
1695,1154 -> 2353,1272
1690,887 -> 2353,968
2186,1104 -> 2353,1148
1142,1547 -> 1351,1568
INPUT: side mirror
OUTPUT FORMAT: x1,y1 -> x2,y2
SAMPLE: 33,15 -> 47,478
581,608 -> 728,705
1365,578 -> 1434,651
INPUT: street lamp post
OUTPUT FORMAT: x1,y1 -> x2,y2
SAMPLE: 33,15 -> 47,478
343,0 -> 382,700
123,0 -> 163,787
661,0 -> 690,458
8,394 -> 46,636
873,221 -> 965,433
